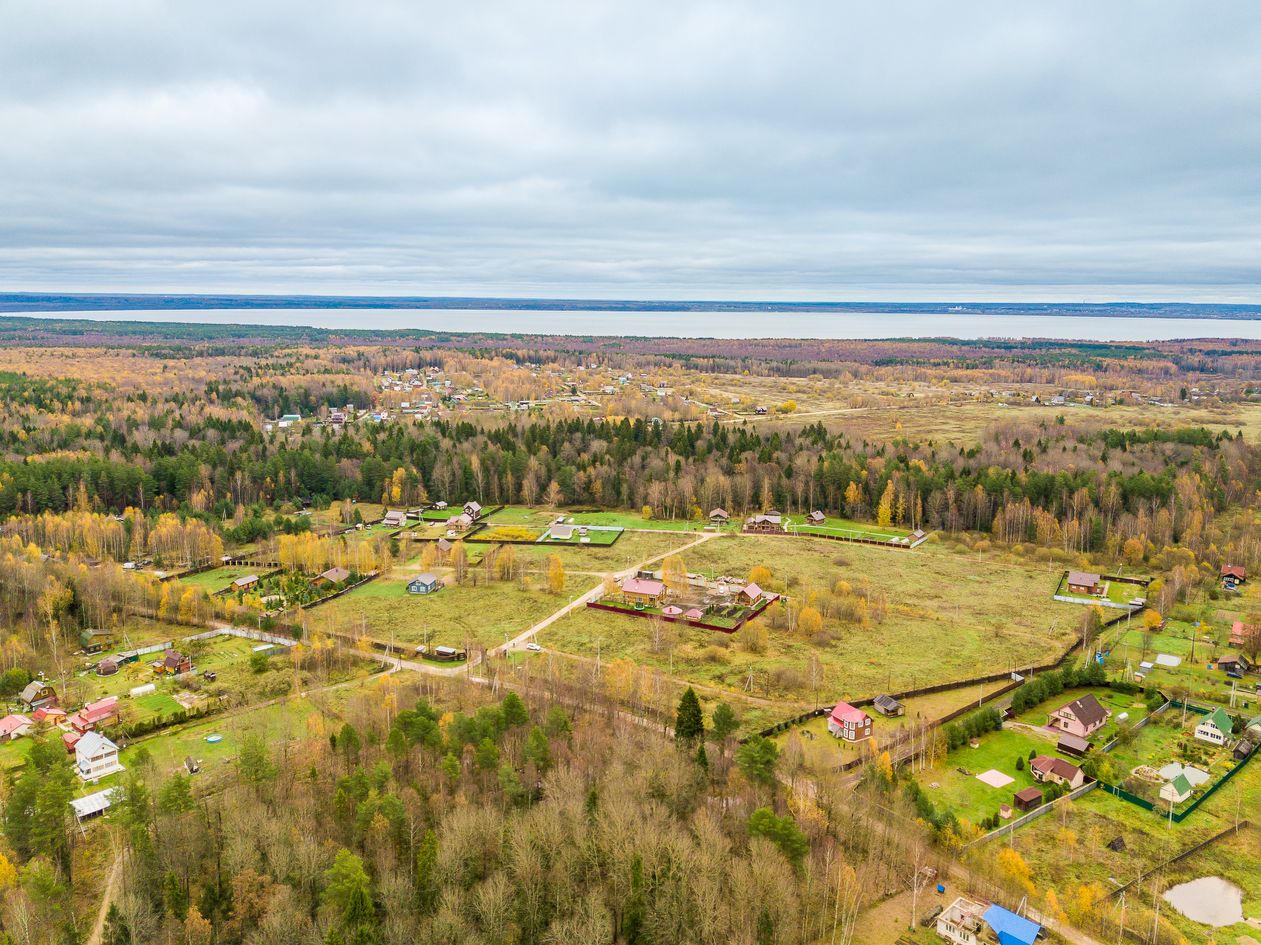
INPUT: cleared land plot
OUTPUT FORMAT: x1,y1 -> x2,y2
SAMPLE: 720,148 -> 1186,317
774,681 -> 1019,771
1102,626 -> 1256,712
1014,686 -> 1152,746
540,536 -> 1078,705
308,569 -> 565,648
786,514 -> 910,543
917,728 -> 1052,827
1055,573 -> 1147,605
487,505 -> 709,533
177,566 -> 260,594
541,526 -> 622,546
1102,708 -> 1239,809
509,530 -> 697,572
467,525 -> 547,543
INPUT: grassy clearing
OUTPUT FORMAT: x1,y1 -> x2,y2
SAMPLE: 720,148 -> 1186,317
508,530 -> 697,572
487,505 -> 708,532
786,514 -> 910,542
177,566 -> 260,593
918,728 -> 1053,827
306,569 -> 565,648
539,536 -> 1079,706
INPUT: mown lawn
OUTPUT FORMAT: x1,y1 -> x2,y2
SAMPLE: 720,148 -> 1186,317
1013,685 -> 1152,746
916,728 -> 1051,828
177,566 -> 260,593
786,514 -> 910,542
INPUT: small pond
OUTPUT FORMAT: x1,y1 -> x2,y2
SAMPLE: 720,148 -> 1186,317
1162,876 -> 1244,927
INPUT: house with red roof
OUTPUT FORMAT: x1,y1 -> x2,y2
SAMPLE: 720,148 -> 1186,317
1230,620 -> 1258,648
0,715 -> 33,741
827,701 -> 873,742
68,696 -> 118,734
32,705 -> 66,724
619,576 -> 665,605
1031,755 -> 1085,789
1221,564 -> 1247,589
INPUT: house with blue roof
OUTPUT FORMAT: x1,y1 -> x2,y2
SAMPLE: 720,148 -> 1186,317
982,904 -> 1041,945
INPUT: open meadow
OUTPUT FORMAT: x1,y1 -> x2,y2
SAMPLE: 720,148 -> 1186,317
537,534 -> 1080,707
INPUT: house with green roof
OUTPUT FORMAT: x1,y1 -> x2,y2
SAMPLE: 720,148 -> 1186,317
1194,706 -> 1235,746
1160,772 -> 1193,804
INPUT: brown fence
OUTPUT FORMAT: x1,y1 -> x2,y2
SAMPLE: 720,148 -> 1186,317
586,595 -> 772,634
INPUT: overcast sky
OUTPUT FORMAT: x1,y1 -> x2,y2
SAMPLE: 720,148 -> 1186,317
2,2 -> 1259,301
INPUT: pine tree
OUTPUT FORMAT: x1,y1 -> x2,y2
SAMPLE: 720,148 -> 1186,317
674,687 -> 704,743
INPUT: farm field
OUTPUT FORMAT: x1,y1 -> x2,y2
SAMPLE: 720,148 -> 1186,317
539,535 -> 1078,706
305,568 -> 565,648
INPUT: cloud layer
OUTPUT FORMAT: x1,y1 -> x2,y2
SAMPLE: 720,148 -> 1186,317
2,2 -> 1259,300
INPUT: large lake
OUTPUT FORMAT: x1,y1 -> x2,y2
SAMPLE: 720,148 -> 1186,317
18,308 -> 1261,341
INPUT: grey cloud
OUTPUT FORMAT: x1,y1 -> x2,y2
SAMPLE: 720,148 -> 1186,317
1,1 -> 1259,299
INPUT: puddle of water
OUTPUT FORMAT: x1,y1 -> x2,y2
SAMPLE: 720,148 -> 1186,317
1163,876 -> 1245,927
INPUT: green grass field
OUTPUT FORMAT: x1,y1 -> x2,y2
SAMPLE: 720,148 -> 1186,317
177,565 -> 259,593
786,514 -> 911,542
538,536 -> 1079,707
541,526 -> 623,546
486,506 -> 710,532
917,728 -> 1052,828
307,568 -> 566,648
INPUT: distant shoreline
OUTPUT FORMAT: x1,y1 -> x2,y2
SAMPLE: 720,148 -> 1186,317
2,292 -> 1260,320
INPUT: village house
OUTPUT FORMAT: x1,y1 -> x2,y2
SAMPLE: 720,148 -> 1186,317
872,694 -> 904,717
155,649 -> 192,675
381,509 -> 408,528
19,681 -> 57,711
827,701 -> 873,742
1066,570 -> 1102,595
233,574 -> 260,592
935,897 -> 985,945
0,714 -> 33,741
1221,564 -> 1247,589
1230,620 -> 1258,648
463,501 -> 483,520
1194,706 -> 1234,746
79,628 -> 117,654
708,507 -> 729,523
32,705 -> 65,724
68,696 -> 119,734
619,576 -> 666,606
407,573 -> 441,595
806,510 -> 826,525
1160,773 -> 1193,805
743,511 -> 784,534
1217,654 -> 1251,676
550,524 -> 575,540
739,583 -> 764,605
75,731 -> 125,781
1047,693 -> 1109,738
445,512 -> 475,532
1030,755 -> 1085,790
314,566 -> 351,587
70,787 -> 119,822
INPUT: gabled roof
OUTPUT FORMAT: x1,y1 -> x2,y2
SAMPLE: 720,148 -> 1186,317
741,582 -> 763,601
1168,772 -> 1192,795
982,904 -> 1040,945
19,681 -> 51,703
0,715 -> 31,737
1066,570 -> 1100,586
1055,693 -> 1108,729
873,694 -> 902,711
1200,706 -> 1234,734
1031,755 -> 1081,781
830,701 -> 869,725
620,576 -> 664,596
1221,564 -> 1247,579
1013,786 -> 1043,802
74,730 -> 118,758
319,566 -> 351,583
411,572 -> 439,586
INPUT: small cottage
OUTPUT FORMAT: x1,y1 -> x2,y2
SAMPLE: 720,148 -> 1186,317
1013,786 -> 1043,811
19,681 -> 56,711
407,573 -> 441,595
1066,570 -> 1102,595
620,576 -> 665,606
315,566 -> 351,587
806,510 -> 826,525
79,628 -> 117,654
156,650 -> 192,675
381,510 -> 407,528
872,694 -> 904,717
1221,564 -> 1247,589
1030,755 -> 1085,790
233,574 -> 260,592
1160,773 -> 1193,804
708,508 -> 729,523
463,501 -> 483,520
0,715 -> 33,741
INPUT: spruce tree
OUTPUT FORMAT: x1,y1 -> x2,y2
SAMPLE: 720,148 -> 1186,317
675,687 -> 704,743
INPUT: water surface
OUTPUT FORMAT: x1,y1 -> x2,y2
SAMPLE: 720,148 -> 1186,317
23,308 -> 1261,341
1162,876 -> 1244,927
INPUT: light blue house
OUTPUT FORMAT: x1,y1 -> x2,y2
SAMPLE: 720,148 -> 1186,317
408,573 -> 441,595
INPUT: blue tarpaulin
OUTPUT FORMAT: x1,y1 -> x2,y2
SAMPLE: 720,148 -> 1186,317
982,904 -> 1040,945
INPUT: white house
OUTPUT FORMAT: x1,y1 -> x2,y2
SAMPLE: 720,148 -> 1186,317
0,714 -> 33,741
936,897 -> 985,945
1194,707 -> 1234,746
75,731 -> 125,781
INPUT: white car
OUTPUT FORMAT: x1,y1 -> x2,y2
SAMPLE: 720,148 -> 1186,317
525,642 -> 543,652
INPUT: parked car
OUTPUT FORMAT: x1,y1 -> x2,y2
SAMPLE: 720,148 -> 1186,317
525,642 -> 542,652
